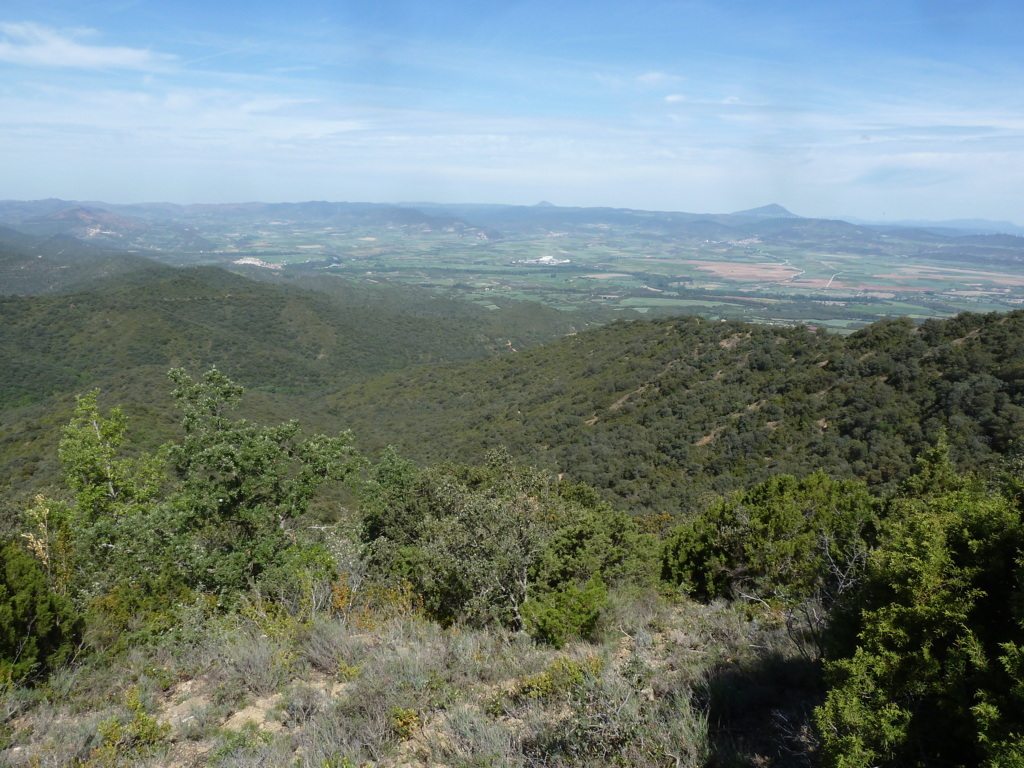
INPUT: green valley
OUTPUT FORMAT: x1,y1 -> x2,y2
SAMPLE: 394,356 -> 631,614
4,200 -> 1024,328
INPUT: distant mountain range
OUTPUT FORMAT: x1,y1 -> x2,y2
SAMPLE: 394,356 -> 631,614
1,198 -> 1020,250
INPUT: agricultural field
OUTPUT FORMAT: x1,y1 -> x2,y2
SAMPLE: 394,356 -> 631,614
4,199 -> 1023,329
204,229 -> 1023,330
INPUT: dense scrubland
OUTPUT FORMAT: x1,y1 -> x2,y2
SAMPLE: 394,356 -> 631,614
3,232 -> 1024,767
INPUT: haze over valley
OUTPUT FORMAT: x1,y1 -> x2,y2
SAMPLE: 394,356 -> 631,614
4,196 -> 1024,331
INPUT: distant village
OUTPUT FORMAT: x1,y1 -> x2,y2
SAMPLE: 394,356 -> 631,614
512,255 -> 571,265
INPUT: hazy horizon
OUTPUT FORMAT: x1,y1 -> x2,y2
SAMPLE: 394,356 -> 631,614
4,196 -> 1023,230
2,1 -> 1022,223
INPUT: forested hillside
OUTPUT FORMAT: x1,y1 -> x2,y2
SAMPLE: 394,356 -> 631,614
331,311 -> 1024,512
0,226 -> 159,296
6,255 -> 1024,513
0,257 -> 594,496
1,266 -> 588,409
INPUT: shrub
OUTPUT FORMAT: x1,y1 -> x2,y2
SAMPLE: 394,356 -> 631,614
522,575 -> 608,647
215,627 -> 295,698
511,654 -> 604,704
162,368 -> 365,597
257,542 -> 338,623
0,540 -> 82,681
661,472 -> 876,607
817,466 -> 1024,767
81,687 -> 171,767
361,448 -> 653,633
520,653 -> 709,767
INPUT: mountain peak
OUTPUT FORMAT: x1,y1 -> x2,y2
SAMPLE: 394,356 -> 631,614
730,204 -> 800,218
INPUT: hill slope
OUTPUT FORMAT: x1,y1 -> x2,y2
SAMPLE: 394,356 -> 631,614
0,226 -> 159,295
329,311 -> 1024,512
0,264 -> 590,494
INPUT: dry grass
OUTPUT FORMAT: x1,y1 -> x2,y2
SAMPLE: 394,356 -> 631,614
1,588 -> 822,767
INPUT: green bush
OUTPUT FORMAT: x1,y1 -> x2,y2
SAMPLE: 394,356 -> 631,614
164,368 -> 365,596
360,448 -> 654,633
50,370 -> 364,617
522,575 -> 608,647
256,542 -> 338,621
661,472 -> 876,605
816,460 -> 1024,767
83,687 -> 171,767
81,579 -> 194,654
0,541 -> 82,681
512,654 -> 605,703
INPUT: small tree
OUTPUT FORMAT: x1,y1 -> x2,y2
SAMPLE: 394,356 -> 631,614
58,390 -> 164,524
54,391 -> 165,597
163,368 -> 365,595
51,370 -> 364,614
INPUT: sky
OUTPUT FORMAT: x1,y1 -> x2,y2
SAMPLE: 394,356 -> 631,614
1,0 -> 1022,222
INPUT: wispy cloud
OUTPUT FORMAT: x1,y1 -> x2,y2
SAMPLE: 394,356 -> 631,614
0,4 -> 1022,220
636,71 -> 679,86
0,22 -> 175,69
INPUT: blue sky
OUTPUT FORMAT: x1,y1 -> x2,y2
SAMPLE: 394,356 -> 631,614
1,0 -> 1022,222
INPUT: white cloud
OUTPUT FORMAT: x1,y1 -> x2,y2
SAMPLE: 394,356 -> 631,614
636,70 -> 679,86
0,15 -> 1021,222
0,22 -> 175,69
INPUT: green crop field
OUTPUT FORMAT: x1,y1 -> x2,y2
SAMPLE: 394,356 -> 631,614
171,216 -> 1022,328
6,198 -> 1024,328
